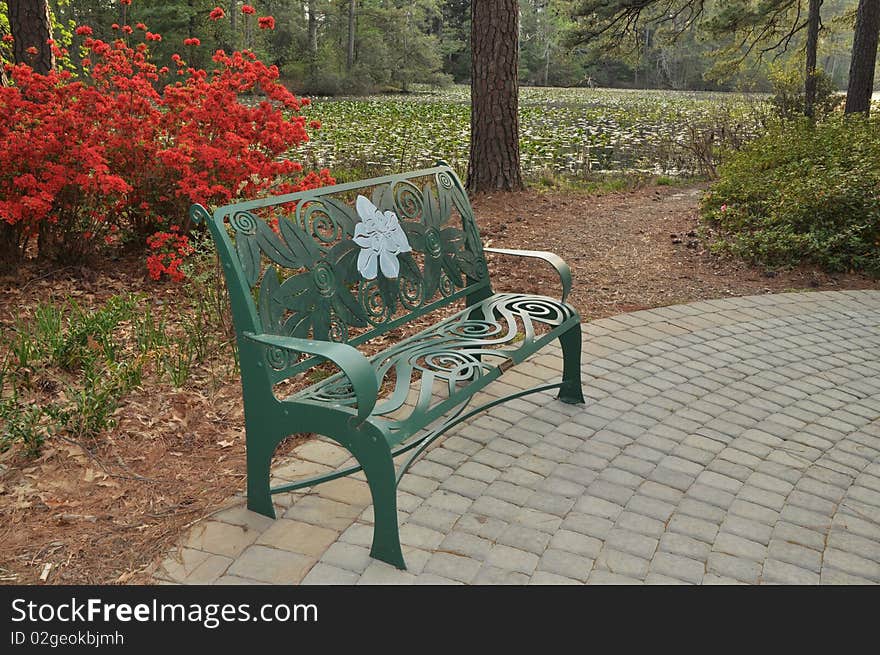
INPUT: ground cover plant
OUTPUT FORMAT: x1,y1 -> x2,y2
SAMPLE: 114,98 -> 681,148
297,85 -> 767,182
702,113 -> 880,276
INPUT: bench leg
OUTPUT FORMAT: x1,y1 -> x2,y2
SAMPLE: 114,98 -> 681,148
246,437 -> 277,519
558,323 -> 585,405
351,438 -> 406,570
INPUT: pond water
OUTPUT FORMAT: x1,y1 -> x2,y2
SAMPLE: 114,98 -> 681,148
294,85 -> 768,180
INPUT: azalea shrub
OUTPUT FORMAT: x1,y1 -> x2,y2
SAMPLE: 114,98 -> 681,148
0,5 -> 332,279
702,114 -> 880,275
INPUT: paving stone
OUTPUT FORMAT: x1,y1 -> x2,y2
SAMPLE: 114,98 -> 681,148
822,548 -> 880,581
594,548 -> 651,580
588,570 -> 644,585
497,524 -> 553,555
440,475 -> 490,499
321,542 -> 372,573
658,533 -> 711,561
300,563 -> 360,585
456,513 -> 509,540
158,548 -> 232,584
255,520 -> 339,557
668,514 -> 720,543
713,532 -> 767,562
537,548 -> 594,582
529,571 -> 582,585
407,505 -> 461,533
423,552 -> 482,583
762,559 -> 820,585
358,561 -> 416,585
768,539 -> 822,573
184,521 -> 259,558
284,496 -> 361,531
720,515 -> 773,546
472,566 -> 531,585
485,544 -> 540,575
706,552 -> 762,584
649,552 -> 705,584
227,546 -> 313,584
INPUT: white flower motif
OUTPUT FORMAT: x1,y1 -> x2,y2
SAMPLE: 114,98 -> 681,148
353,195 -> 412,280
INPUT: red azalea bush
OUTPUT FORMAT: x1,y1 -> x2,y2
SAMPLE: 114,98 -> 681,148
146,227 -> 193,282
0,10 -> 331,281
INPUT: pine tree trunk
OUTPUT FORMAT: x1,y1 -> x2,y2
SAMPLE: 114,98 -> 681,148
7,0 -> 55,74
345,0 -> 357,70
307,0 -> 318,75
845,0 -> 880,114
347,0 -> 356,71
804,0 -> 822,118
467,0 -> 523,193
228,0 -> 237,50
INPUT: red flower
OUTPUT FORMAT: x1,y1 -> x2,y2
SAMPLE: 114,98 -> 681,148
241,5 -> 256,15
209,7 -> 225,20
122,25 -> 133,34
258,16 -> 275,30
45,39 -> 54,45
309,120 -> 321,129
145,32 -> 162,42
136,22 -> 147,31
120,0 -> 132,5
75,25 -> 94,36
183,37 -> 201,46
2,35 -> 13,43
26,46 -> 38,55
111,23 -> 120,30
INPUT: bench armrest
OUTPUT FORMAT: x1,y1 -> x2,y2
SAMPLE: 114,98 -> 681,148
242,332 -> 378,423
483,247 -> 573,303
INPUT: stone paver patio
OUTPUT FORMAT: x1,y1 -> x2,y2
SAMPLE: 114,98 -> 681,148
153,290 -> 880,585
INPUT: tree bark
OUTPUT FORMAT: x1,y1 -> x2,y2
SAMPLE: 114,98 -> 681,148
804,0 -> 822,118
307,0 -> 318,55
7,0 -> 55,74
228,0 -> 237,50
467,0 -> 523,193
845,0 -> 880,114
347,0 -> 356,71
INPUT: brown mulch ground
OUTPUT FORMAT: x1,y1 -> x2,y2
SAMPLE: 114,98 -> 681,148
0,183 -> 877,585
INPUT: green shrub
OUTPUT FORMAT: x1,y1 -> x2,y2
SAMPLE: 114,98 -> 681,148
769,65 -> 842,122
702,114 -> 880,275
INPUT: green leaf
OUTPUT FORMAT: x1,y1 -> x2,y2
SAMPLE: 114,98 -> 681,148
377,275 -> 398,316
235,233 -> 261,287
371,184 -> 394,212
255,221 -> 302,269
278,218 -> 319,268
397,252 -> 422,283
257,267 -> 282,332
276,273 -> 316,312
331,285 -> 369,328
327,240 -> 361,284
422,184 -> 440,228
401,221 -> 426,251
422,255 -> 440,300
282,313 -> 312,338
321,198 -> 358,238
312,302 -> 331,341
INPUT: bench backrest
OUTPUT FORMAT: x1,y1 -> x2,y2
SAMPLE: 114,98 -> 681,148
191,163 -> 491,378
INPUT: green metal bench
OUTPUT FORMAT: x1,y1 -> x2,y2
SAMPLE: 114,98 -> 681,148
191,163 -> 584,569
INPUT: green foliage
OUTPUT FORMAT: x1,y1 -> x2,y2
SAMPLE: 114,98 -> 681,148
769,65 -> 842,121
702,114 -> 880,275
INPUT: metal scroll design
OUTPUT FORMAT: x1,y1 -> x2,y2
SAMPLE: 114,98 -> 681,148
224,170 -> 490,373
297,293 -> 574,427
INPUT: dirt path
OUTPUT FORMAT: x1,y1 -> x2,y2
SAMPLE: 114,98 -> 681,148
474,184 -> 878,318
